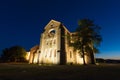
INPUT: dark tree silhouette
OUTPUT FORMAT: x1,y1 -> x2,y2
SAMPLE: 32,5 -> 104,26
1,46 -> 27,62
71,19 -> 102,65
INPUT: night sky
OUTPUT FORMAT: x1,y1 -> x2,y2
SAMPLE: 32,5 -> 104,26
0,0 -> 120,59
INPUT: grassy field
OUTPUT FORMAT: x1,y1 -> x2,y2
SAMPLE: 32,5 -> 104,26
0,63 -> 120,80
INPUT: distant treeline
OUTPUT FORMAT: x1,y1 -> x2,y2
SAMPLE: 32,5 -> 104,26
0,45 -> 28,63
96,58 -> 120,64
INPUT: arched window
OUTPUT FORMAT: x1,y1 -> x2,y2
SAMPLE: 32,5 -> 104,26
48,29 -> 56,37
53,40 -> 56,44
45,50 -> 47,58
54,50 -> 56,57
50,50 -> 52,57
49,29 -> 56,34
70,51 -> 72,58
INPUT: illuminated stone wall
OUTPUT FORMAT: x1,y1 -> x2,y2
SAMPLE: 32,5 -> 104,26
29,20 -> 91,65
29,45 -> 39,63
26,52 -> 30,61
36,20 -> 61,64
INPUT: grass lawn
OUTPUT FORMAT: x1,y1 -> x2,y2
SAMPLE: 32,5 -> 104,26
0,63 -> 120,80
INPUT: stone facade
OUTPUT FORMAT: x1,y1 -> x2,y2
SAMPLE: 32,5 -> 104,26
28,20 -> 91,65
29,45 -> 39,63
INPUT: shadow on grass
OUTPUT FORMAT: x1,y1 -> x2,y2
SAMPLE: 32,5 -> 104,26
0,63 -> 120,80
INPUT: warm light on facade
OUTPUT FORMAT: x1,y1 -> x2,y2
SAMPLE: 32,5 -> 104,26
27,20 -> 91,65
26,52 -> 30,61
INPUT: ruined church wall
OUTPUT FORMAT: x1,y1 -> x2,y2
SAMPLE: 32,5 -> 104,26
38,21 -> 61,64
28,20 -> 92,65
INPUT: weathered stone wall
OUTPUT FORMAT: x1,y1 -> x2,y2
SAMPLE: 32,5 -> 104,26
28,20 -> 91,65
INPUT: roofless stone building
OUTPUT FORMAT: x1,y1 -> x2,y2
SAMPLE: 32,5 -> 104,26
28,20 -> 92,65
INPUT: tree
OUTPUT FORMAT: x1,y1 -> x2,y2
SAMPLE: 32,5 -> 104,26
71,19 -> 102,65
1,46 -> 27,62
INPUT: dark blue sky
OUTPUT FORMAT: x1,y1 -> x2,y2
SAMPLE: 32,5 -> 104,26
0,0 -> 120,59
